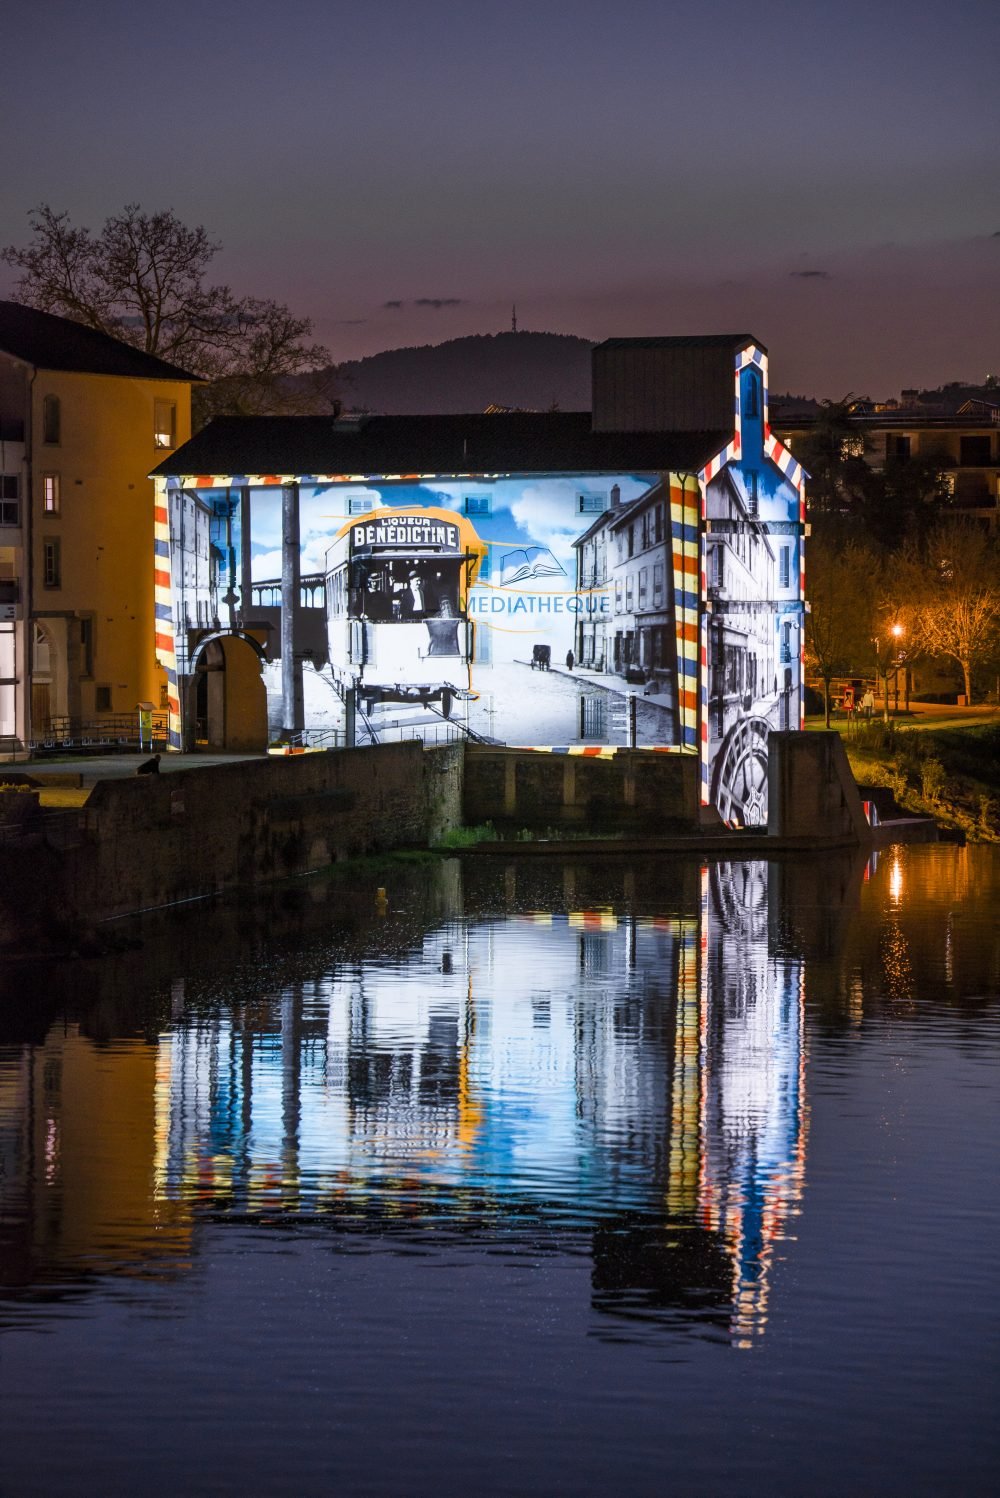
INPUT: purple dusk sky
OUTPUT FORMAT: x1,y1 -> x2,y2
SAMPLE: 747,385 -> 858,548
2,0 -> 997,398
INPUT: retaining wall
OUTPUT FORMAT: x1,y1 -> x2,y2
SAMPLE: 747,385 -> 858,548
0,742 -> 462,943
463,746 -> 701,832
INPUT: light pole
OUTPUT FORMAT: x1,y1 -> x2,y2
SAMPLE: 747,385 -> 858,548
891,623 -> 905,715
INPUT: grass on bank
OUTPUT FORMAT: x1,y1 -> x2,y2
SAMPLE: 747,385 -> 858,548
807,715 -> 1000,841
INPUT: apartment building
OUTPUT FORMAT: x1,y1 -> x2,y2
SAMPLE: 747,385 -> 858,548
0,302 -> 195,748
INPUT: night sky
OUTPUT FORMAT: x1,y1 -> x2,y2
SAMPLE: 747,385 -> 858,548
2,0 -> 997,397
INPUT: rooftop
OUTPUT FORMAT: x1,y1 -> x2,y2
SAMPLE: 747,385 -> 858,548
152,411 -> 730,480
0,300 -> 198,382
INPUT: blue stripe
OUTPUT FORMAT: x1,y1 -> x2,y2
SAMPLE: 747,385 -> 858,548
155,603 -> 172,621
678,657 -> 699,678
154,538 -> 170,558
670,521 -> 699,544
675,588 -> 699,612
166,667 -> 177,683
168,730 -> 183,749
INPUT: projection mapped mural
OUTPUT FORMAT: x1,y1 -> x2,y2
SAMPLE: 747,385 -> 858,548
153,342 -> 805,824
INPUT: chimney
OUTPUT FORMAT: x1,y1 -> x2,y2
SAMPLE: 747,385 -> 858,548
610,483 -> 621,508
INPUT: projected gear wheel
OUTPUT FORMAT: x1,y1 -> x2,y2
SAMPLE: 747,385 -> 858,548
711,716 -> 771,827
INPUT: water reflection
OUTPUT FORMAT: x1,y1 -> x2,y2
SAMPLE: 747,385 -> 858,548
2,846 -> 998,1352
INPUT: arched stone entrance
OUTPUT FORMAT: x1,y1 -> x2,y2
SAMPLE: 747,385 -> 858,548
187,632 -> 267,752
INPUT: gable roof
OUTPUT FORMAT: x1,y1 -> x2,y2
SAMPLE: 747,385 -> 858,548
594,334 -> 759,352
0,300 -> 198,382
151,411 -> 730,480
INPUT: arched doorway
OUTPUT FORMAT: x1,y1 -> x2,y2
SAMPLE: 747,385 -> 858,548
188,632 -> 267,751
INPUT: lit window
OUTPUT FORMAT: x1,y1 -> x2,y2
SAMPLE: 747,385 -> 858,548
43,473 -> 60,514
464,495 -> 491,517
154,400 -> 177,449
0,475 -> 19,526
779,546 -> 790,589
42,395 -> 61,444
43,539 -> 61,589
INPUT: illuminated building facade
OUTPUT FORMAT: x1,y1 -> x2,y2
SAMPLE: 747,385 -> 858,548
0,301 -> 195,749
153,335 -> 806,823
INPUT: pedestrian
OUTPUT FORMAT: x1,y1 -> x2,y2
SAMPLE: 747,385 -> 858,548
861,687 -> 875,719
136,753 -> 161,776
565,650 -> 574,671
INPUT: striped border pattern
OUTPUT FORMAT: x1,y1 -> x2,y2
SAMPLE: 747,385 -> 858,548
153,477 -> 182,749
670,476 -> 701,751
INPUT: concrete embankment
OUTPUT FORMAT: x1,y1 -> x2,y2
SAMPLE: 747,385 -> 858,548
0,742 -> 463,949
1,730 -> 929,954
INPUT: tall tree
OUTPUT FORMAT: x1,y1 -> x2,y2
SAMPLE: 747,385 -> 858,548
805,524 -> 881,724
2,204 -> 333,423
900,521 -> 1000,702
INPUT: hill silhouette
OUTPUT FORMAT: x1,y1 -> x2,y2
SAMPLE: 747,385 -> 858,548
323,330 -> 595,415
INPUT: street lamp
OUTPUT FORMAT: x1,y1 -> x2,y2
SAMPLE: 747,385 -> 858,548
891,623 -> 905,715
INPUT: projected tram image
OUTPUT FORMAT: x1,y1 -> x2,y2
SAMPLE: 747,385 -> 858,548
325,507 -> 486,742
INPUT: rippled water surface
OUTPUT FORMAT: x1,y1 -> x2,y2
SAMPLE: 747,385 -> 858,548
1,845 -> 998,1496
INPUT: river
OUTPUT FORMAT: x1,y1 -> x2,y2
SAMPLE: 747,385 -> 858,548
1,845 -> 998,1496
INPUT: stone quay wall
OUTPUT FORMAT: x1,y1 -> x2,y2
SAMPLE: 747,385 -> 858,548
0,742 -> 463,943
463,747 -> 701,832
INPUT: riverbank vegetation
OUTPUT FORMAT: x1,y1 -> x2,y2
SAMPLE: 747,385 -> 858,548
820,718 -> 1000,841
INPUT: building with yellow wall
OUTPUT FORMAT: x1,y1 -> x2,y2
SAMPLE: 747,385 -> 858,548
0,301 -> 195,749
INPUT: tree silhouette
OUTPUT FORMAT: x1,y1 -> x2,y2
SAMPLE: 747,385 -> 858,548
2,204 -> 332,423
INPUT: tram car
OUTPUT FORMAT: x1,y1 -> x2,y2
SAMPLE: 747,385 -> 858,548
325,506 -> 486,718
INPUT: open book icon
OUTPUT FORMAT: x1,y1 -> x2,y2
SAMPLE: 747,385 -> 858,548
499,547 -> 566,586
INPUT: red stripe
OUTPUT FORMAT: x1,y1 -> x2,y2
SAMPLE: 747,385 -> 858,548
154,506 -> 169,525
154,569 -> 171,588
155,632 -> 175,653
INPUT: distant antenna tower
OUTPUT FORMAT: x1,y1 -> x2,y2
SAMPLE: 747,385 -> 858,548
511,304 -> 518,334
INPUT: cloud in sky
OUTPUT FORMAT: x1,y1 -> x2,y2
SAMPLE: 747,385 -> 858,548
382,297 -> 466,311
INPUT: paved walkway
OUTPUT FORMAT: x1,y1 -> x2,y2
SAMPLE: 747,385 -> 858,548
11,751 -> 266,793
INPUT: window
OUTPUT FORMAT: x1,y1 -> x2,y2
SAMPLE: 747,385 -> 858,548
578,493 -> 606,514
653,561 -> 664,605
42,394 -> 61,444
638,567 -> 648,608
744,370 -> 760,419
0,475 -> 19,527
348,496 -> 375,515
746,470 -> 759,518
888,434 -> 911,460
625,574 -> 634,611
464,495 -> 491,517
43,538 -> 61,589
80,617 -> 94,677
779,546 -> 790,589
153,400 -> 176,449
478,549 -> 491,580
960,435 -> 991,466
42,473 -> 60,514
614,579 -> 622,614
655,504 -> 664,544
627,525 -> 634,558
95,684 -> 112,712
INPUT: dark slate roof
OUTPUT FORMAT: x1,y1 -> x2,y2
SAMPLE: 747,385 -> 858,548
151,412 -> 730,479
0,301 -> 198,381
594,334 -> 761,352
